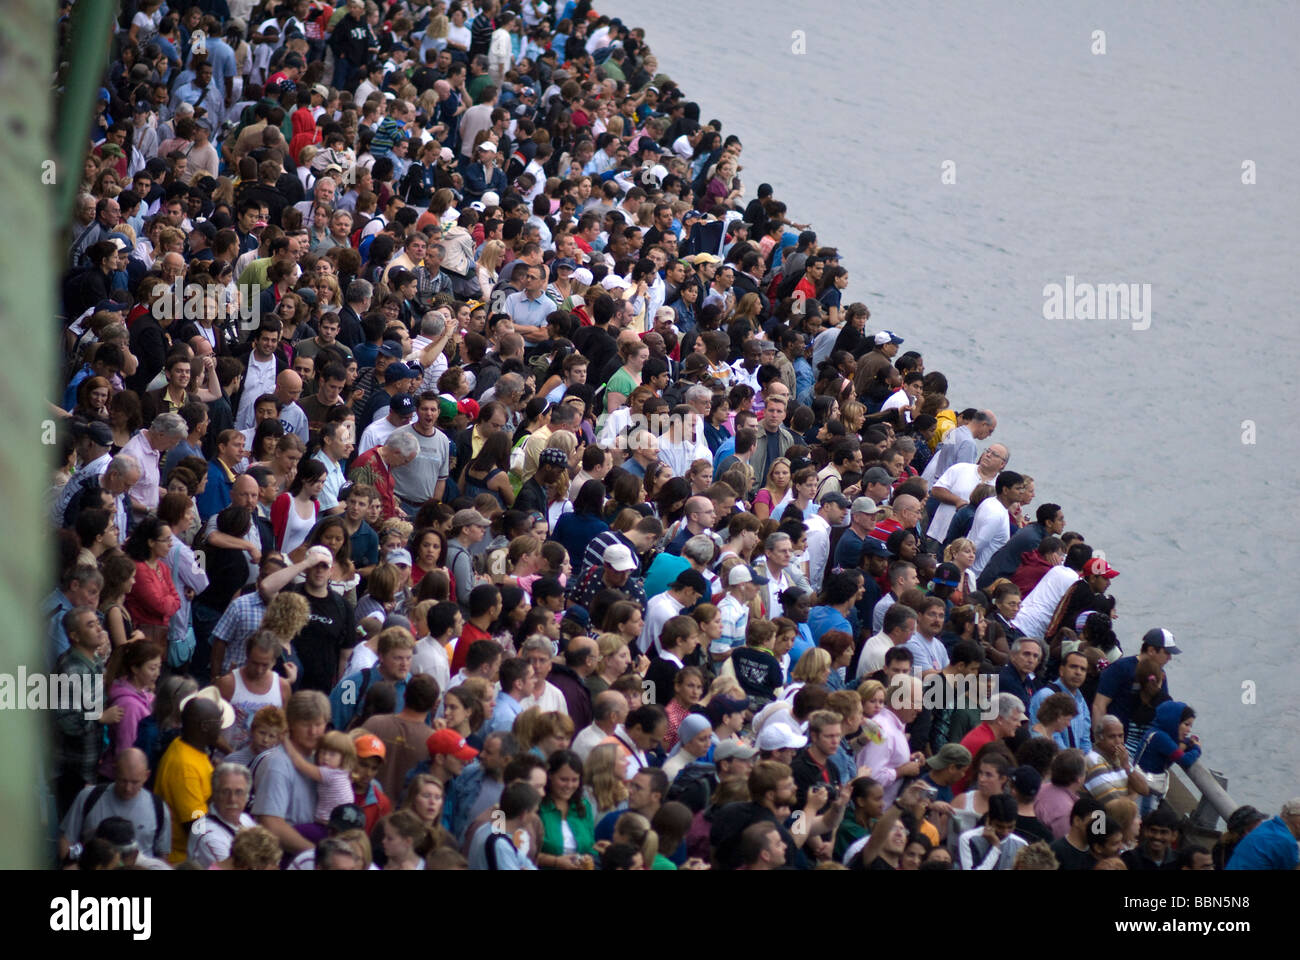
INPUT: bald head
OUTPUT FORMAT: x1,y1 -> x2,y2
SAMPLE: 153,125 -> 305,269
593,690 -> 629,728
891,493 -> 922,529
276,370 -> 303,404
231,473 -> 259,509
114,748 -> 149,800
190,336 -> 213,358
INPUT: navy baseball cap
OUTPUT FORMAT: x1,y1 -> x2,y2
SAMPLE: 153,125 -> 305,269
390,393 -> 415,415
861,538 -> 892,559
378,341 -> 404,359
384,362 -> 414,384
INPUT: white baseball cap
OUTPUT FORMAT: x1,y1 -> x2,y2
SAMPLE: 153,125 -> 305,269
756,723 -> 807,751
602,543 -> 638,572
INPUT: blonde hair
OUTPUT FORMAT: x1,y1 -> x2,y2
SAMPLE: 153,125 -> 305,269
792,647 -> 832,684
856,679 -> 886,707
318,730 -> 357,771
1104,797 -> 1139,835
523,710 -> 575,749
376,625 -> 417,655
478,239 -> 506,274
613,810 -> 658,866
701,675 -> 745,705
230,826 -> 282,870
944,538 -> 975,563
584,743 -> 628,812
261,592 -> 310,642
379,518 -> 414,543
506,534 -> 542,571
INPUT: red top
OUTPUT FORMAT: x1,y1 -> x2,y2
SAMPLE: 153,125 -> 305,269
349,446 -> 399,519
125,559 -> 181,627
450,620 -> 494,674
953,722 -> 998,794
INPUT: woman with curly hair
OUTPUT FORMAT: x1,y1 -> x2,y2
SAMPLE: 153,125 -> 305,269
260,591 -> 311,687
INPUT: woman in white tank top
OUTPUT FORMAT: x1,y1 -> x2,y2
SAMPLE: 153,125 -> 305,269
273,460 -> 326,556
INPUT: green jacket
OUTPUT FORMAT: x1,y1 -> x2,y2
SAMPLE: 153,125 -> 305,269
538,795 -> 596,861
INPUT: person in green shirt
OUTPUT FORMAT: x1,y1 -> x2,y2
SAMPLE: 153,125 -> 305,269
536,750 -> 596,869
604,338 -> 648,414
834,776 -> 884,862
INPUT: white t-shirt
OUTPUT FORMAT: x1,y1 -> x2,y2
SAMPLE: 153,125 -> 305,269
968,498 -> 1010,577
520,681 -> 568,715
1012,565 -> 1081,637
927,462 -> 990,544
880,388 -> 913,422
236,354 -> 280,430
804,514 -> 833,592
411,637 -> 451,693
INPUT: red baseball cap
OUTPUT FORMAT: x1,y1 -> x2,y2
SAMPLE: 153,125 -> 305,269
458,398 -> 480,420
426,729 -> 479,762
1083,557 -> 1119,579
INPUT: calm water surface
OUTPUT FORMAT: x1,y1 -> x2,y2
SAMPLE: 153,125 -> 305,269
607,0 -> 1300,808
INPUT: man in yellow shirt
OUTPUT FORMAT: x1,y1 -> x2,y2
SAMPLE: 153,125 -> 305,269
154,693 -> 225,863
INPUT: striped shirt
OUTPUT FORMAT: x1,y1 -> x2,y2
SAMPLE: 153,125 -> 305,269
580,530 -> 634,579
715,594 -> 749,655
1083,750 -> 1133,805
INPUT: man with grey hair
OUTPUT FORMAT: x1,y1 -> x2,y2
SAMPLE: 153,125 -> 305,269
1084,714 -> 1149,805
186,763 -> 257,867
293,176 -> 337,228
623,428 -> 660,480
928,442 -> 1008,545
573,690 -> 629,762
411,311 -> 451,392
683,384 -> 716,450
923,408 -> 999,483
753,531 -> 795,617
954,691 -> 1027,793
349,430 -> 422,520
338,278 -> 373,348
121,412 -> 188,511
486,372 -> 525,432
99,453 -> 142,541
998,636 -> 1042,710
519,636 -> 568,714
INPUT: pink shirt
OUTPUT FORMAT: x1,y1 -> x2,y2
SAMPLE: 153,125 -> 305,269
121,429 -> 163,510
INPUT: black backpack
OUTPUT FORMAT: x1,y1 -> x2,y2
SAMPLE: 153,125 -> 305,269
666,762 -> 717,814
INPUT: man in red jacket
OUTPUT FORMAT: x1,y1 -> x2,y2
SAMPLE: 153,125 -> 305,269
347,431 -> 419,519
1010,535 -> 1065,596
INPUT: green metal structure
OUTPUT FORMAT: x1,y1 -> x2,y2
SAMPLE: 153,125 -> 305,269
0,0 -> 113,869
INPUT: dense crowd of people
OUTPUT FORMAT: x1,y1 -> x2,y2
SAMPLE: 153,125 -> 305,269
47,0 -> 1298,872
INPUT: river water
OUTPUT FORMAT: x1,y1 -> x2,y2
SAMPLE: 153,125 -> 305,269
605,0 -> 1300,809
